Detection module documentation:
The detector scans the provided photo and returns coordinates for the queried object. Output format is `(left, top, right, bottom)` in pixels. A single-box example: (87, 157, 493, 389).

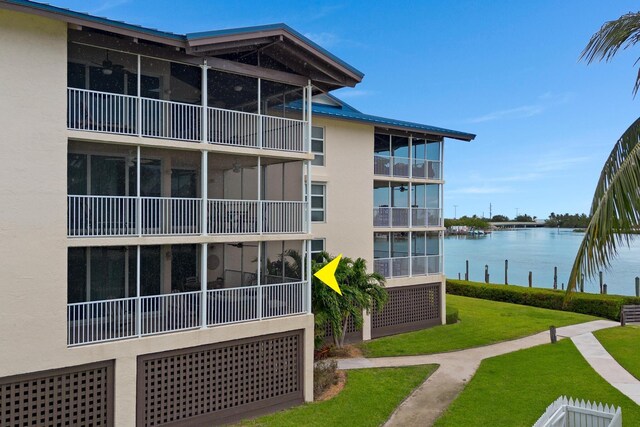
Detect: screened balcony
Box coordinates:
(67, 43, 310, 152)
(67, 142, 308, 238)
(373, 133, 442, 179)
(373, 231, 442, 279)
(67, 241, 308, 346)
(373, 182, 442, 228)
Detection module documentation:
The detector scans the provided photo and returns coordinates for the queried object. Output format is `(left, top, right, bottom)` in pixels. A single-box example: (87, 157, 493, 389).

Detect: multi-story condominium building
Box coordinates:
(0, 1, 473, 426)
(303, 95, 474, 342)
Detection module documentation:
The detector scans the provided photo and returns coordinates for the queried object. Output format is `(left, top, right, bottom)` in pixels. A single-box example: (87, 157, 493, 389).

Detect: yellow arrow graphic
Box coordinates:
(314, 253, 343, 295)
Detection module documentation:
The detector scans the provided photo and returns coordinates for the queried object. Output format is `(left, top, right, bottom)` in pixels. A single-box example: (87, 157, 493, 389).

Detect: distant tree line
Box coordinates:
(545, 212, 590, 228)
(444, 215, 490, 229)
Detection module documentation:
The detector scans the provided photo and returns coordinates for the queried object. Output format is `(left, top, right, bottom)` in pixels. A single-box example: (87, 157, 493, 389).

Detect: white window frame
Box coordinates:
(311, 126, 325, 166)
(308, 182, 326, 222)
(310, 238, 325, 261)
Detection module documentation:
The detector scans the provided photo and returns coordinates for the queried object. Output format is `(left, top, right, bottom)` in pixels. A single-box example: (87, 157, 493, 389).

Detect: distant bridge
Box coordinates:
(490, 222, 545, 229)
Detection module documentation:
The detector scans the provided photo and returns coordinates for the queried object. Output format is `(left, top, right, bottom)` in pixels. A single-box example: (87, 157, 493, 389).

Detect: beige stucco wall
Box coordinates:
(0, 9, 314, 426)
(309, 117, 374, 266)
(311, 116, 447, 329)
(0, 7, 69, 374)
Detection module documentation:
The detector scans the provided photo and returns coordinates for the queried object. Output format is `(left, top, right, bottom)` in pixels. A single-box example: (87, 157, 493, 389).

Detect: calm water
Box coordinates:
(444, 228, 640, 296)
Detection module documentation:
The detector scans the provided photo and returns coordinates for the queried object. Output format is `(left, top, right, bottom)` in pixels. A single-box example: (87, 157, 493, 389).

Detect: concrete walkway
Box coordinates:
(572, 332, 640, 405)
(337, 320, 619, 426)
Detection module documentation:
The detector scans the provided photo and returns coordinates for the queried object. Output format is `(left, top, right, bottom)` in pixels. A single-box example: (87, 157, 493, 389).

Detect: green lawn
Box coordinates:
(594, 326, 640, 380)
(238, 365, 436, 427)
(360, 295, 597, 357)
(434, 340, 640, 426)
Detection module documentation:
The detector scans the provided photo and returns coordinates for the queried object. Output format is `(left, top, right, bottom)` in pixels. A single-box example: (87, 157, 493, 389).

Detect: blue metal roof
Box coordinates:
(187, 23, 364, 79)
(290, 98, 475, 141)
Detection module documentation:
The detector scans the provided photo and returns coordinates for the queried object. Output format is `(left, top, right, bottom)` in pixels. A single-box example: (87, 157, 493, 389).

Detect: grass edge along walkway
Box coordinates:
(360, 294, 597, 358)
(433, 339, 640, 426)
(593, 326, 640, 381)
(237, 365, 437, 427)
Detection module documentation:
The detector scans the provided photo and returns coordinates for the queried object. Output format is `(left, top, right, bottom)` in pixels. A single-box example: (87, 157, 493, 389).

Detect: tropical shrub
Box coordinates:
(312, 252, 387, 348)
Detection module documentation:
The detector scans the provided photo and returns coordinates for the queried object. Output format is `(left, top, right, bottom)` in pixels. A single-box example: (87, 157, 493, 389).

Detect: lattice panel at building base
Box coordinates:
(137, 330, 304, 426)
(372, 283, 441, 338)
(0, 361, 114, 427)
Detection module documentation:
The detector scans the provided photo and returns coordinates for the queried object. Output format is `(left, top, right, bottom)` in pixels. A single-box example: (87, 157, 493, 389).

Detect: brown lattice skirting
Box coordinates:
(0, 361, 114, 427)
(137, 330, 304, 426)
(371, 283, 441, 338)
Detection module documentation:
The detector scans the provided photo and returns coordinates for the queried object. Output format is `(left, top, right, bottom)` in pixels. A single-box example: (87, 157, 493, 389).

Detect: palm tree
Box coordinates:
(312, 252, 387, 348)
(567, 13, 640, 293)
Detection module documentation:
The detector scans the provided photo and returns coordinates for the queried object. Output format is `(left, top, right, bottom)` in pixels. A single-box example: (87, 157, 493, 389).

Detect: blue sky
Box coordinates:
(55, 0, 640, 219)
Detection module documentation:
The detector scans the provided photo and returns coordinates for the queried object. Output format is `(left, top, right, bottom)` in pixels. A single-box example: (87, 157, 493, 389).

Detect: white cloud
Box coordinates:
(304, 32, 340, 48)
(469, 105, 544, 123)
(91, 0, 130, 13)
(468, 91, 573, 124)
(535, 155, 590, 172)
(448, 186, 512, 195)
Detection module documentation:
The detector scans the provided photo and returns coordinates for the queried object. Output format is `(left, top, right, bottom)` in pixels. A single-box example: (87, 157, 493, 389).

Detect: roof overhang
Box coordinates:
(185, 25, 363, 90)
(0, 1, 364, 91)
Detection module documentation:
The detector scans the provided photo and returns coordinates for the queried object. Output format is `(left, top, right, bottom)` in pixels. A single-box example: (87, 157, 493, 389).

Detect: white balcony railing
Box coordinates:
(374, 154, 442, 179)
(208, 199, 258, 234)
(68, 195, 137, 237)
(207, 286, 259, 325)
(262, 281, 306, 318)
(208, 107, 259, 147)
(68, 88, 307, 153)
(412, 159, 442, 179)
(69, 196, 306, 237)
(68, 282, 307, 346)
(374, 207, 442, 228)
(374, 255, 442, 279)
(262, 115, 306, 152)
(68, 87, 138, 135)
(140, 98, 202, 142)
(140, 197, 202, 235)
(411, 208, 443, 227)
(262, 201, 306, 233)
(67, 297, 137, 346)
(140, 291, 202, 335)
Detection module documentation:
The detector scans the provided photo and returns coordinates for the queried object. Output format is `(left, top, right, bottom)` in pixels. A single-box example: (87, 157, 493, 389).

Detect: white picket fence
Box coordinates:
(533, 396, 621, 427)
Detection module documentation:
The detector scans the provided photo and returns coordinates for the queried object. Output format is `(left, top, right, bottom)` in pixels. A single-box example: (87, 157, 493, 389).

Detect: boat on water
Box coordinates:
(468, 229, 486, 236)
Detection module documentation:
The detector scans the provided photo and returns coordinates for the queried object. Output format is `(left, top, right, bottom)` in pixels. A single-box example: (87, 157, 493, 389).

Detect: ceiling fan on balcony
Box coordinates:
(227, 243, 258, 248)
(92, 51, 125, 75)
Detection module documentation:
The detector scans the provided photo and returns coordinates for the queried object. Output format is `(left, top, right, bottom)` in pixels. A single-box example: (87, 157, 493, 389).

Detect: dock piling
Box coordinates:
(465, 260, 469, 281)
(636, 277, 639, 297)
(528, 271, 532, 287)
(484, 265, 489, 283)
(553, 267, 557, 290)
(504, 260, 508, 285)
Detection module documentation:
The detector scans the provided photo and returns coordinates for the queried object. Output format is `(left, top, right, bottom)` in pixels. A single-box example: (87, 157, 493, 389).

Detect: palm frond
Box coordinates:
(580, 12, 640, 95)
(567, 117, 640, 295)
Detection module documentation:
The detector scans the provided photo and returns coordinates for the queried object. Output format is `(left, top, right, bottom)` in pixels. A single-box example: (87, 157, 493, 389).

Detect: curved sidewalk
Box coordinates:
(572, 332, 640, 404)
(337, 320, 619, 426)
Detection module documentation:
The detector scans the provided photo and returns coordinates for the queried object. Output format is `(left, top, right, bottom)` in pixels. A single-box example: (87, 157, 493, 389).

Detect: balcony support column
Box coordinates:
(306, 239, 312, 313)
(257, 78, 263, 149)
(201, 60, 208, 144)
(201, 150, 208, 236)
(257, 156, 262, 234)
(136, 145, 141, 237)
(200, 243, 208, 329)
(408, 136, 413, 179)
(136, 245, 141, 337)
(257, 241, 263, 320)
(136, 54, 141, 136)
(408, 231, 412, 278)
